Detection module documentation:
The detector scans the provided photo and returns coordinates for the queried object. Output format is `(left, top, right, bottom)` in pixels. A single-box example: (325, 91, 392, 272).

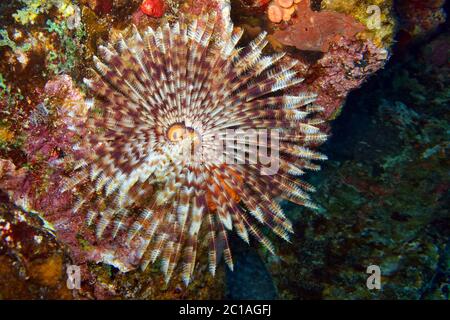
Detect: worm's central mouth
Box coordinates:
(167, 123, 200, 145)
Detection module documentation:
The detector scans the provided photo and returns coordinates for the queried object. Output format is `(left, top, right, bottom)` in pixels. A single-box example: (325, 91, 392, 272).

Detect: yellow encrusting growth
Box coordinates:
(0, 127, 14, 143)
(321, 0, 395, 48)
(13, 0, 75, 25)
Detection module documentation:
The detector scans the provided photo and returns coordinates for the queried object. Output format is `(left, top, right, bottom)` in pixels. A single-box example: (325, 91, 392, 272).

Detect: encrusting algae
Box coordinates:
(321, 0, 396, 47)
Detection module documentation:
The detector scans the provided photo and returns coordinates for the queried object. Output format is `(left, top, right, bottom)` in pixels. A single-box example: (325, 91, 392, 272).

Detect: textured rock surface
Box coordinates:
(273, 0, 366, 52)
(0, 192, 73, 299)
(265, 27, 449, 299)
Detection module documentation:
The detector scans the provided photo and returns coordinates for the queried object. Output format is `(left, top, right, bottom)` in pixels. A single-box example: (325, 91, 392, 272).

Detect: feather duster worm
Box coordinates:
(64, 13, 328, 285)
